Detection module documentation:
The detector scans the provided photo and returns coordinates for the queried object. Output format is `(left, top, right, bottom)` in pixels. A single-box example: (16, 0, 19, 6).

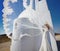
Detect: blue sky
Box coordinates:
(0, 0, 60, 34)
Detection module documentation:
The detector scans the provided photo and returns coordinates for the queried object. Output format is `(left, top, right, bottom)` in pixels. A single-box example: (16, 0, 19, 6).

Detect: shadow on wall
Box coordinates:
(57, 41, 60, 51)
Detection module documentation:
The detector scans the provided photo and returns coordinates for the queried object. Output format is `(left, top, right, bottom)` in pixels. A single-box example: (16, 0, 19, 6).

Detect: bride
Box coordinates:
(10, 0, 58, 51)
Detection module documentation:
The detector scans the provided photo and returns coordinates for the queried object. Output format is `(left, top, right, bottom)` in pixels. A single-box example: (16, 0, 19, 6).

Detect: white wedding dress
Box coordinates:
(10, 0, 58, 51)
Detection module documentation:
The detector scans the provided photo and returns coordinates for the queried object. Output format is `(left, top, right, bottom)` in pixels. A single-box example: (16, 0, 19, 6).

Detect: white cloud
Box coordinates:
(2, 0, 14, 15)
(10, 0, 18, 3)
(2, 0, 14, 34)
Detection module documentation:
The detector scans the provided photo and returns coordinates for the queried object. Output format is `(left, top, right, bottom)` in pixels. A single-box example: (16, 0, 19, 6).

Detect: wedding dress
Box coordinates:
(8, 0, 58, 51)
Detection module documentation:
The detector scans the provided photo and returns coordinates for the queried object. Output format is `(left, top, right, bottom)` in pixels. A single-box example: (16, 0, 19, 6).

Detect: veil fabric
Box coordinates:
(3, 0, 58, 51)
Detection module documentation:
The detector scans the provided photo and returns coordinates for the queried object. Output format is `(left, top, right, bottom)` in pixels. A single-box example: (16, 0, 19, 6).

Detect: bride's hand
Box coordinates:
(44, 24, 50, 30)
